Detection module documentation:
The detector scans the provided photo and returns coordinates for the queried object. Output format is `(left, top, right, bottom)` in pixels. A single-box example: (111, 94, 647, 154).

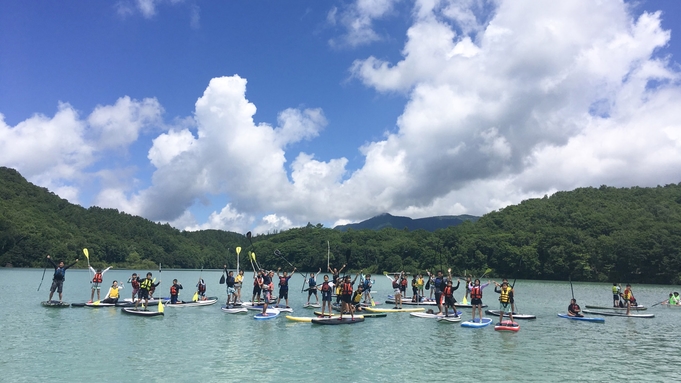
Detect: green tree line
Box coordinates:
(1, 167, 680, 284)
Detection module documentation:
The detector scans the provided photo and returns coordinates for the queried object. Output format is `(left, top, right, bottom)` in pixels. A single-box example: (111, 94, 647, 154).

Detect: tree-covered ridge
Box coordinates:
(1, 167, 680, 284)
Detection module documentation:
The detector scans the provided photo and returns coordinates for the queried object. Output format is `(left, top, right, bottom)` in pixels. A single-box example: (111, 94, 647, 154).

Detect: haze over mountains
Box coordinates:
(334, 213, 479, 232)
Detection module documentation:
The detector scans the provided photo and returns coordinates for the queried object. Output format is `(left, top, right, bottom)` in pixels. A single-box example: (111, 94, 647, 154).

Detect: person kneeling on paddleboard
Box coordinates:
(568, 298, 583, 317)
(352, 285, 365, 312)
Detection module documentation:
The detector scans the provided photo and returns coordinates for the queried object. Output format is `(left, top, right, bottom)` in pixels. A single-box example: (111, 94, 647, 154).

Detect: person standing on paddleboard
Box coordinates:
(260, 270, 275, 315)
(387, 271, 405, 309)
(361, 274, 373, 304)
(128, 273, 140, 302)
(416, 274, 425, 301)
(468, 278, 490, 322)
(306, 268, 321, 306)
(46, 255, 78, 303)
(411, 275, 419, 303)
(568, 298, 583, 317)
(169, 279, 183, 304)
(612, 283, 621, 308)
(339, 273, 360, 320)
(234, 270, 244, 303)
(88, 265, 112, 303)
(494, 280, 513, 324)
(276, 267, 295, 308)
(224, 268, 237, 306)
(318, 274, 334, 316)
(329, 264, 346, 305)
(443, 273, 461, 317)
(623, 284, 637, 315)
(102, 280, 120, 304)
(427, 270, 447, 315)
(134, 272, 160, 310)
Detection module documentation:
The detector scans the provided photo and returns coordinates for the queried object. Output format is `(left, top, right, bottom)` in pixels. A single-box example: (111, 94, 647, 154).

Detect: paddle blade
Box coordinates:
(462, 296, 468, 305)
(192, 292, 199, 302)
(219, 274, 225, 284)
(158, 299, 164, 313)
(251, 252, 256, 262)
(371, 298, 375, 307)
(236, 247, 241, 256)
(93, 300, 100, 306)
(83, 248, 89, 260)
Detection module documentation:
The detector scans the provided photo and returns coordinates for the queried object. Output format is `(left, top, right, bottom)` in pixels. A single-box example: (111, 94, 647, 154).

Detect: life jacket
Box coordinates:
(400, 278, 408, 288)
(612, 285, 618, 294)
(253, 277, 260, 287)
(499, 287, 512, 303)
(54, 268, 65, 280)
(110, 286, 119, 299)
(434, 277, 444, 290)
(342, 282, 353, 295)
(131, 279, 140, 289)
(470, 285, 482, 299)
(392, 280, 399, 289)
(93, 273, 103, 284)
(416, 277, 424, 288)
(624, 289, 635, 301)
(321, 281, 330, 292)
(569, 303, 580, 313)
(198, 282, 206, 293)
(170, 285, 178, 295)
(309, 277, 317, 287)
(279, 276, 288, 287)
(443, 286, 453, 297)
(363, 279, 371, 290)
(352, 291, 362, 303)
(140, 278, 153, 290)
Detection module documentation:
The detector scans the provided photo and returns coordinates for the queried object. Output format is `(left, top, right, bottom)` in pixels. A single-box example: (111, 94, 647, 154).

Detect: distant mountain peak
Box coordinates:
(333, 213, 478, 232)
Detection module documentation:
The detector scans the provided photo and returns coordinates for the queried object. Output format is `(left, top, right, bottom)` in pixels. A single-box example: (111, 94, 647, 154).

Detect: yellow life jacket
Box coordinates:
(499, 286, 512, 303)
(140, 278, 153, 290)
(110, 286, 119, 299)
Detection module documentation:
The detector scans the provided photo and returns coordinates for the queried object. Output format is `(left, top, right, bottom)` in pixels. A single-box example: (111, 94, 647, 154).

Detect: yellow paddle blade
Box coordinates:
(251, 252, 256, 261)
(236, 247, 241, 256)
(83, 248, 89, 260)
(192, 292, 199, 302)
(93, 300, 100, 305)
(371, 298, 375, 307)
(158, 299, 164, 313)
(462, 296, 468, 305)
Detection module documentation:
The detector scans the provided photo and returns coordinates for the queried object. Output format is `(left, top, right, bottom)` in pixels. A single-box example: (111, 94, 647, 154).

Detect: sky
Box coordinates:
(2, 0, 681, 235)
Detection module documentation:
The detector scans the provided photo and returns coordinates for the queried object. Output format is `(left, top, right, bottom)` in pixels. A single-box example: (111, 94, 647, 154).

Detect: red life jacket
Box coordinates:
(279, 276, 287, 286)
(342, 282, 353, 295)
(321, 282, 330, 292)
(93, 273, 102, 283)
(170, 285, 178, 295)
(400, 278, 408, 287)
(392, 280, 399, 289)
(444, 286, 453, 297)
(471, 286, 482, 299)
(131, 279, 140, 289)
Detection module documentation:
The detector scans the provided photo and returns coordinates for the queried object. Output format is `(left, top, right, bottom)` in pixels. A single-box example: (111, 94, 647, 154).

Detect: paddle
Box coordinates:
(327, 241, 330, 274)
(37, 258, 48, 291)
(236, 246, 241, 272)
(651, 300, 667, 307)
(158, 263, 164, 313)
(83, 248, 92, 281)
(569, 275, 575, 300)
(480, 268, 492, 279)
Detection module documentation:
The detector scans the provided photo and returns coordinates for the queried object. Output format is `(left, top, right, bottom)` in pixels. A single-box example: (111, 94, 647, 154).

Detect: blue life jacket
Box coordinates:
(54, 268, 65, 280)
(309, 277, 316, 287)
(363, 279, 371, 290)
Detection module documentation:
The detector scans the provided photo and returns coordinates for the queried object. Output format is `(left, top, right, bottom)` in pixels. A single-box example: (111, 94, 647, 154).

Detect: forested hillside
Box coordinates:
(1, 167, 680, 284)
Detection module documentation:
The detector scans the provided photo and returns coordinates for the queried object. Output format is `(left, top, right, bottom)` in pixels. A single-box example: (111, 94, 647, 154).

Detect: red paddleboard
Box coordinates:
(494, 320, 520, 332)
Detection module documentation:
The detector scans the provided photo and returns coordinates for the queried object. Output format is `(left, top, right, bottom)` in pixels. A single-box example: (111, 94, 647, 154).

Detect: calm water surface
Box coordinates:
(1, 268, 680, 382)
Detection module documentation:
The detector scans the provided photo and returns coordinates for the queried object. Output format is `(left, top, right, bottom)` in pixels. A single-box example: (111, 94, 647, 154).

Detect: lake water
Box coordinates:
(1, 268, 679, 382)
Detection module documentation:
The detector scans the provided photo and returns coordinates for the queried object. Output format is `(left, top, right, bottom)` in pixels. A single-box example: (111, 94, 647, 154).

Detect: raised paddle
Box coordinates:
(37, 257, 48, 291)
(236, 246, 241, 272)
(569, 275, 575, 300)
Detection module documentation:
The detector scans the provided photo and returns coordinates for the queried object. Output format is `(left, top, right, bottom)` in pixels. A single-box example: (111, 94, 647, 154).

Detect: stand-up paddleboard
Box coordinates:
(123, 297, 169, 304)
(660, 303, 681, 308)
(461, 318, 493, 328)
(115, 302, 135, 307)
(357, 312, 387, 318)
(582, 310, 654, 318)
(437, 316, 462, 323)
(121, 307, 163, 317)
(254, 309, 280, 320)
(272, 305, 294, 312)
(585, 304, 646, 311)
(557, 313, 605, 323)
(386, 299, 437, 306)
(70, 303, 86, 307)
(303, 303, 321, 308)
(313, 311, 338, 317)
(410, 311, 462, 319)
(221, 306, 248, 314)
(287, 315, 365, 322)
(311, 317, 365, 325)
(365, 307, 425, 313)
(72, 301, 118, 307)
(494, 320, 520, 332)
(165, 298, 218, 307)
(41, 301, 70, 308)
(485, 309, 536, 320)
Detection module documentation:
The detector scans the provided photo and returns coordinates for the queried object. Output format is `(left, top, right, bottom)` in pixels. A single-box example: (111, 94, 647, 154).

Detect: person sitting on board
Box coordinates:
(339, 272, 360, 320)
(612, 283, 621, 308)
(46, 255, 78, 303)
(276, 266, 295, 308)
(352, 284, 365, 312)
(251, 270, 263, 304)
(361, 274, 373, 304)
(134, 272, 160, 310)
(88, 265, 112, 303)
(468, 278, 491, 322)
(225, 270, 237, 306)
(307, 268, 322, 306)
(494, 280, 514, 324)
(101, 280, 120, 304)
(442, 272, 461, 317)
(234, 270, 244, 303)
(672, 292, 681, 305)
(318, 274, 334, 317)
(128, 273, 140, 302)
(568, 298, 583, 317)
(623, 284, 637, 315)
(196, 278, 207, 301)
(170, 279, 183, 304)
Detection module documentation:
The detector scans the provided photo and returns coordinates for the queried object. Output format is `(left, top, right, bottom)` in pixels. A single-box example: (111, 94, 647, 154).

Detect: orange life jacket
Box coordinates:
(93, 273, 102, 283)
(170, 285, 178, 295)
(342, 282, 353, 295)
(444, 286, 453, 297)
(471, 285, 482, 299)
